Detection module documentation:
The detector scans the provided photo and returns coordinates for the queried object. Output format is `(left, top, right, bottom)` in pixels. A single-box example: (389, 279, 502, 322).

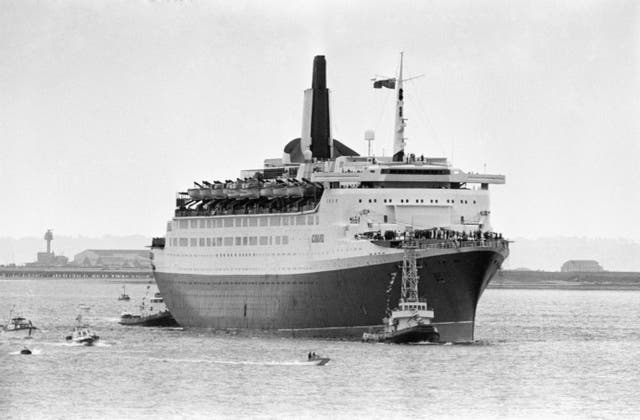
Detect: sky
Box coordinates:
(1, 0, 639, 241)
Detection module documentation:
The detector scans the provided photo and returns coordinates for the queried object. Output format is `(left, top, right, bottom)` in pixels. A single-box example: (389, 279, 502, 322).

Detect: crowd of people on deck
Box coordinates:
(355, 227, 504, 243)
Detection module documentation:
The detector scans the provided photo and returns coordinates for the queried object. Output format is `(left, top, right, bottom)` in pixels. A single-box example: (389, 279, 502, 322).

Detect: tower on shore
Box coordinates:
(44, 229, 53, 254)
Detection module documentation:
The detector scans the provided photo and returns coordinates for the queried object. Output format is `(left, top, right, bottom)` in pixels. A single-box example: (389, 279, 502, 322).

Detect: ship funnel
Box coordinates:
(283, 56, 359, 163)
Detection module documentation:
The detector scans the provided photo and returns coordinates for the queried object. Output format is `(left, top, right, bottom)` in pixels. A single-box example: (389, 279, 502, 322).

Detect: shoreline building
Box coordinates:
(561, 260, 604, 272)
(73, 250, 151, 269)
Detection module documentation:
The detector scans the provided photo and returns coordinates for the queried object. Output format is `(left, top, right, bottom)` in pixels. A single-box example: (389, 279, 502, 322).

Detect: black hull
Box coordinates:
(119, 311, 179, 327)
(154, 246, 507, 342)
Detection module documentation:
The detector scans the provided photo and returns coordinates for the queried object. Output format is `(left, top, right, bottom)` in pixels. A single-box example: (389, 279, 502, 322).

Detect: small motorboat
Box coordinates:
(118, 285, 130, 301)
(306, 352, 330, 366)
(65, 326, 99, 346)
(3, 307, 37, 332)
(66, 308, 99, 346)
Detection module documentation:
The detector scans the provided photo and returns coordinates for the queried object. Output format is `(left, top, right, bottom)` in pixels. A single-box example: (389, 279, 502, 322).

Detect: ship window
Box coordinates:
(270, 216, 281, 226)
(206, 238, 211, 246)
(179, 238, 188, 247)
(179, 220, 188, 229)
(249, 218, 257, 227)
(249, 236, 257, 246)
(307, 215, 314, 225)
(359, 199, 362, 203)
(216, 219, 223, 228)
(315, 215, 319, 224)
(200, 220, 205, 228)
(282, 236, 289, 245)
(243, 218, 249, 227)
(260, 218, 268, 227)
(384, 215, 388, 223)
(234, 217, 241, 227)
(224, 219, 233, 228)
(311, 234, 324, 243)
(199, 238, 205, 247)
(259, 236, 268, 245)
(242, 237, 248, 245)
(435, 200, 438, 203)
(296, 215, 306, 225)
(190, 238, 197, 247)
(416, 199, 419, 203)
(368, 199, 371, 203)
(206, 220, 212, 228)
(283, 217, 289, 226)
(235, 237, 242, 246)
(473, 200, 476, 204)
(430, 199, 433, 203)
(275, 236, 281, 245)
(190, 220, 198, 228)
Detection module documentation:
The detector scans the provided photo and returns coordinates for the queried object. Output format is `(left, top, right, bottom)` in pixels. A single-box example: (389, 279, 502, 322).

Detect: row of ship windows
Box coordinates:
(174, 215, 319, 230)
(360, 198, 477, 204)
(168, 234, 326, 248)
(170, 236, 289, 247)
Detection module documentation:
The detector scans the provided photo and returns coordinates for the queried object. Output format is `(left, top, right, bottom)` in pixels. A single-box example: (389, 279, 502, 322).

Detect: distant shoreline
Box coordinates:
(490, 270, 640, 291)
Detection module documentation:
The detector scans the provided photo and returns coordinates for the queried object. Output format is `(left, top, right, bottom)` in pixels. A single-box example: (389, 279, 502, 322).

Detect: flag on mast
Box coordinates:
(373, 78, 396, 89)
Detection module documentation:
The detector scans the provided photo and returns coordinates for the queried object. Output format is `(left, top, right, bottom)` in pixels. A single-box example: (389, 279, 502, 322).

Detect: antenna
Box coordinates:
(364, 130, 375, 157)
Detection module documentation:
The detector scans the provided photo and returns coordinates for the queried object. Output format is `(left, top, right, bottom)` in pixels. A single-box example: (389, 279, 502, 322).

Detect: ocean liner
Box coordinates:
(151, 54, 509, 343)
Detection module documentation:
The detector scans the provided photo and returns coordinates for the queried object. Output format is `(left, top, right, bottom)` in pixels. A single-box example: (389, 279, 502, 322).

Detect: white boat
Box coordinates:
(66, 308, 99, 346)
(3, 307, 36, 333)
(66, 326, 99, 346)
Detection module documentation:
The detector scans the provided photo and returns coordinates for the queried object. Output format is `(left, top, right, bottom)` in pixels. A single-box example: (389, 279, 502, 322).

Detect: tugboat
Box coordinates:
(119, 287, 179, 327)
(362, 228, 440, 344)
(2, 307, 37, 333)
(117, 285, 131, 301)
(65, 309, 99, 346)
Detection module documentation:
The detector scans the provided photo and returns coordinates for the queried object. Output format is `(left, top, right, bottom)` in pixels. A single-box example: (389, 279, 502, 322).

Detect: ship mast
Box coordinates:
(393, 52, 406, 162)
(400, 228, 419, 303)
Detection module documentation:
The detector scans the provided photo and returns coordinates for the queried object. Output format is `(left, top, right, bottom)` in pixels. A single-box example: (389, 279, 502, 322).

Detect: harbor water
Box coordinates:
(1, 278, 639, 419)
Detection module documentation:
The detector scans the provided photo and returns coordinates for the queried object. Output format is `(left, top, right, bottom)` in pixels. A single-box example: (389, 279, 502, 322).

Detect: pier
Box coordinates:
(0, 266, 152, 279)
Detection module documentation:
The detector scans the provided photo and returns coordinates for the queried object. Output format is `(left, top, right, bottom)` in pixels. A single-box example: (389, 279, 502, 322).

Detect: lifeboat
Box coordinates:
(239, 179, 261, 199)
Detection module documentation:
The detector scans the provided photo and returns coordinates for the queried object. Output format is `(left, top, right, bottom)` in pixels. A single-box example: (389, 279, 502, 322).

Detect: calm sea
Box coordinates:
(1, 278, 639, 419)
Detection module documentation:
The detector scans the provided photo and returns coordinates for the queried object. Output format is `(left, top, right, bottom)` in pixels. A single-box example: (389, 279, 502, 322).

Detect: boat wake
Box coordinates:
(148, 356, 325, 366)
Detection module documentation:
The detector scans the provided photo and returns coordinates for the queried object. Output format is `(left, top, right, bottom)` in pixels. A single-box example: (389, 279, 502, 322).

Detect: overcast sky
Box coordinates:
(1, 0, 638, 241)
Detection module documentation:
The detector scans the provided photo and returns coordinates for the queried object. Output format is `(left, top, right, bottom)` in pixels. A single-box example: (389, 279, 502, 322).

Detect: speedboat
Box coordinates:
(66, 326, 99, 346)
(305, 353, 330, 366)
(66, 308, 99, 346)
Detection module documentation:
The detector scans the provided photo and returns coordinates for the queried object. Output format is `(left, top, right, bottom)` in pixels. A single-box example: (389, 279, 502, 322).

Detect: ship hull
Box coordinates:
(154, 246, 506, 343)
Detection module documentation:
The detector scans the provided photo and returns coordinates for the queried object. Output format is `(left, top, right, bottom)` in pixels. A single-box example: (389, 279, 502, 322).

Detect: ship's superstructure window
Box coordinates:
(249, 218, 258, 227)
(259, 236, 269, 245)
(179, 220, 188, 229)
(270, 216, 281, 226)
(224, 219, 233, 228)
(283, 217, 289, 226)
(190, 238, 197, 247)
(179, 238, 188, 247)
(216, 238, 223, 246)
(199, 238, 205, 247)
(249, 237, 257, 246)
(260, 218, 268, 227)
(190, 220, 197, 228)
(380, 168, 450, 175)
(200, 220, 205, 228)
(224, 237, 233, 246)
(311, 234, 325, 243)
(296, 215, 306, 225)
